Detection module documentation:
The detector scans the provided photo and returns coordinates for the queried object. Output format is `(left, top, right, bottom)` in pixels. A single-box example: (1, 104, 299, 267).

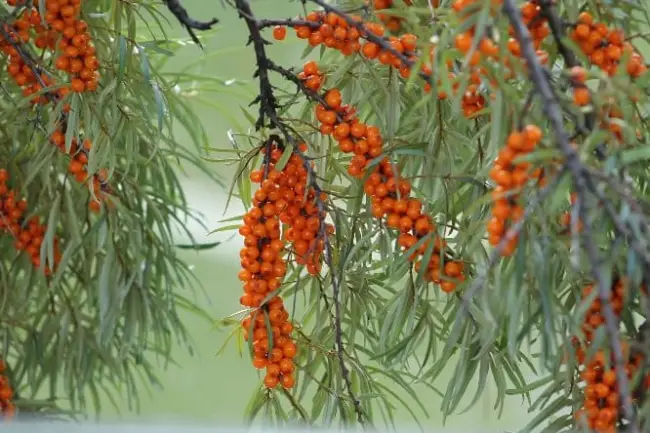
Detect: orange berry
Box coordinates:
(570, 66, 587, 83)
(264, 374, 279, 388)
(455, 32, 472, 53)
(273, 26, 287, 40)
(280, 373, 295, 389)
(574, 87, 591, 106)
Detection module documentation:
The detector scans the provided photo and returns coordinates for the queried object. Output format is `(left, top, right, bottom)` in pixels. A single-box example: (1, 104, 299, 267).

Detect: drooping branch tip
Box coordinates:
(163, 0, 218, 48)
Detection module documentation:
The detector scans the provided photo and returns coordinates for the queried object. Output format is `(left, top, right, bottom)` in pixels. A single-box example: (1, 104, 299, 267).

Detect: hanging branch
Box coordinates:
(452, 168, 568, 342)
(502, 0, 640, 431)
(163, 0, 218, 48)
(232, 0, 367, 425)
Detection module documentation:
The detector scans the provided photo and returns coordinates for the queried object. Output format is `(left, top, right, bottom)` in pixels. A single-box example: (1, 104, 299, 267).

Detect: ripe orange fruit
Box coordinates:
(273, 26, 287, 40)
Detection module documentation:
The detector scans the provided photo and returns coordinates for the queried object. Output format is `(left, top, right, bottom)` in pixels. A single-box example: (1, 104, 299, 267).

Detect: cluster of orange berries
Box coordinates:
(46, 0, 100, 93)
(50, 130, 110, 213)
(280, 12, 449, 99)
(0, 24, 57, 106)
(241, 298, 298, 390)
(487, 126, 543, 256)
(0, 169, 61, 274)
(239, 136, 335, 388)
(573, 280, 635, 433)
(271, 155, 332, 274)
(293, 11, 366, 56)
(302, 61, 465, 292)
(238, 163, 288, 310)
(238, 147, 297, 389)
(570, 12, 646, 79)
(2, 1, 108, 212)
(2, 0, 100, 97)
(0, 359, 14, 421)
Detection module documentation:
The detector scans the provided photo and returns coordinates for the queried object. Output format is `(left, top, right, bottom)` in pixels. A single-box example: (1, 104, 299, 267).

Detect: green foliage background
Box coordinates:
(86, 0, 543, 429)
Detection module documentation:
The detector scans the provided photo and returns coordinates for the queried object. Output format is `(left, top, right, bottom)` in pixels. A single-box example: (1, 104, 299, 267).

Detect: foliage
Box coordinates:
(2, 0, 650, 432)
(0, 0, 223, 420)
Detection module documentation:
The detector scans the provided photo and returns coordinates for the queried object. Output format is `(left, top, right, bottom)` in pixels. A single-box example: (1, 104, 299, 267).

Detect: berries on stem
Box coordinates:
(239, 136, 333, 389)
(302, 61, 465, 293)
(487, 126, 543, 256)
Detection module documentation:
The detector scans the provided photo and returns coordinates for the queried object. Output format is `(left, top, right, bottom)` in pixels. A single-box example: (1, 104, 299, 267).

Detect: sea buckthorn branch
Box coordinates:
(266, 25, 467, 289)
(540, 1, 650, 252)
(233, 0, 366, 423)
(537, 4, 650, 267)
(502, 0, 640, 430)
(0, 22, 57, 104)
(162, 0, 218, 48)
(534, 1, 650, 262)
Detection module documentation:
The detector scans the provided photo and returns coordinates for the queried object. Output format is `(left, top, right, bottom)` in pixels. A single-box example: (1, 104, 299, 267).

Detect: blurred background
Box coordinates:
(99, 0, 538, 430)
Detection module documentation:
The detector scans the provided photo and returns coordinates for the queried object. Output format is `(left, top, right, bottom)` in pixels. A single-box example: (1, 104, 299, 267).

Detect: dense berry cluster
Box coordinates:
(285, 12, 449, 98)
(0, 23, 57, 106)
(570, 12, 647, 78)
(301, 61, 465, 292)
(2, 0, 100, 97)
(241, 298, 297, 390)
(573, 280, 631, 433)
(46, 0, 100, 93)
(0, 359, 14, 420)
(0, 169, 62, 274)
(1, 0, 109, 213)
(239, 137, 334, 388)
(487, 126, 543, 256)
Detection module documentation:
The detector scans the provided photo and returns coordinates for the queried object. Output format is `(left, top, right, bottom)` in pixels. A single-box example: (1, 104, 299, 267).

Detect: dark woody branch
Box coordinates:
(163, 0, 218, 48)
